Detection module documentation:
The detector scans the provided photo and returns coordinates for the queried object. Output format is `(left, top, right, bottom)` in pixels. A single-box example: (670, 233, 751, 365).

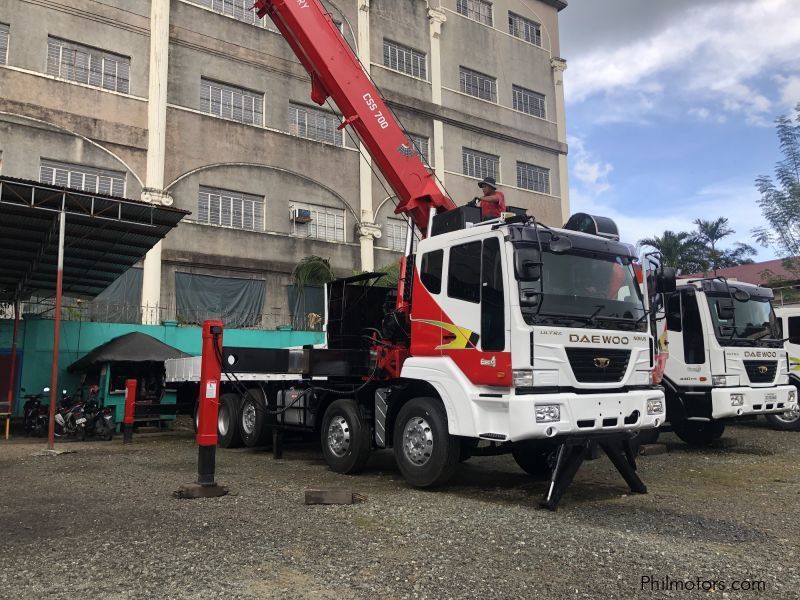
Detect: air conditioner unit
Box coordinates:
(291, 208, 312, 223)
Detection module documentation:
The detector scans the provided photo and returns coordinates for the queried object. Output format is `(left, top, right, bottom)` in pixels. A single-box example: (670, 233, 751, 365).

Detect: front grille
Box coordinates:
(565, 348, 631, 383)
(744, 360, 777, 384)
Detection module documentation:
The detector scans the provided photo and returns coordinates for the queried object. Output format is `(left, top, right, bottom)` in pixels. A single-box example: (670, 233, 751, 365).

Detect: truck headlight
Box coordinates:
(535, 405, 560, 423)
(646, 398, 664, 415)
(789, 389, 797, 403)
(730, 393, 744, 407)
(513, 369, 534, 387)
(712, 375, 728, 387)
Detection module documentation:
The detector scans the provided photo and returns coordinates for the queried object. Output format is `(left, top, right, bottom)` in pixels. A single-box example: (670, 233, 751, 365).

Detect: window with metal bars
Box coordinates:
(512, 85, 546, 119)
(192, 0, 267, 27)
(516, 161, 550, 194)
(291, 203, 346, 243)
(197, 186, 265, 232)
(288, 103, 344, 147)
(508, 12, 542, 46)
(459, 67, 497, 102)
(0, 24, 8, 66)
(462, 148, 499, 180)
(456, 0, 493, 26)
(200, 78, 263, 125)
(39, 159, 126, 197)
(46, 37, 130, 94)
(383, 39, 427, 80)
(385, 218, 407, 252)
(407, 133, 430, 164)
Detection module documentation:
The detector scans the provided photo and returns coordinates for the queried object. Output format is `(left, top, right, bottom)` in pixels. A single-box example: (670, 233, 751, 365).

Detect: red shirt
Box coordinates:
(481, 190, 506, 219)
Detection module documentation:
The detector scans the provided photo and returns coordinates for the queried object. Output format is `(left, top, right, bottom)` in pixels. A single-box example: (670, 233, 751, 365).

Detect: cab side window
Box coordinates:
(448, 242, 481, 303)
(666, 292, 682, 332)
(420, 250, 444, 294)
(682, 291, 705, 364)
(788, 316, 800, 344)
(481, 238, 505, 351)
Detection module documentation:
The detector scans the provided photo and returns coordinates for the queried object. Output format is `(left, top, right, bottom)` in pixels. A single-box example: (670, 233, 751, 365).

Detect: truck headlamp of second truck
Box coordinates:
(712, 375, 728, 387)
(535, 405, 560, 423)
(646, 397, 664, 415)
(789, 389, 797, 403)
(730, 393, 745, 407)
(513, 369, 534, 387)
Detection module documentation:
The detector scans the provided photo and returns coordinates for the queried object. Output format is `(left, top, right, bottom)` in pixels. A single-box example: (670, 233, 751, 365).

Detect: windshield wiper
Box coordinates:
(583, 304, 605, 326)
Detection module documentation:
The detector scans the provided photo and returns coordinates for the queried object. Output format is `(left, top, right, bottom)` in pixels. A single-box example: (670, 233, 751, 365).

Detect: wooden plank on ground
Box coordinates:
(304, 488, 354, 505)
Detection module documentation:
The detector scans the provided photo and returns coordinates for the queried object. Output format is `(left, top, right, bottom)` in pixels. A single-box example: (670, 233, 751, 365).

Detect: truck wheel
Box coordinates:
(765, 406, 800, 431)
(321, 399, 371, 474)
(511, 441, 557, 480)
(217, 393, 243, 448)
(240, 388, 272, 447)
(393, 397, 459, 488)
(673, 420, 725, 446)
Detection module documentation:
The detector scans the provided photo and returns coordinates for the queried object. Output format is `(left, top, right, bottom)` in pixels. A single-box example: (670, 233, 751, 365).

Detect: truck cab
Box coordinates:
(659, 279, 798, 444)
(770, 306, 800, 430)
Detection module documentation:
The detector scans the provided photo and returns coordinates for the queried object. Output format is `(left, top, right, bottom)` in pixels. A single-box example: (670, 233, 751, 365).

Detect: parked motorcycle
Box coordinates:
(79, 394, 115, 441)
(22, 387, 50, 437)
(54, 390, 82, 438)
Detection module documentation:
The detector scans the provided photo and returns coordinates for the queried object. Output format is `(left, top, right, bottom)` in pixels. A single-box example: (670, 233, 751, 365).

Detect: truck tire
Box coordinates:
(765, 407, 800, 431)
(673, 420, 725, 446)
(217, 393, 243, 448)
(393, 397, 459, 488)
(511, 441, 557, 480)
(240, 387, 273, 447)
(320, 399, 371, 474)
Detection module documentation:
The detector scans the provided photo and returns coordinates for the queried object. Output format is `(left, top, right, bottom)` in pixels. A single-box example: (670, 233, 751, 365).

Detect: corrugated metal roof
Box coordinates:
(0, 176, 189, 302)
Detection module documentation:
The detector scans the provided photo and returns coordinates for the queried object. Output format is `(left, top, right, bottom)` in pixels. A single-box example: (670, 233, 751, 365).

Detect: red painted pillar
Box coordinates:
(123, 379, 137, 444)
(197, 320, 223, 486)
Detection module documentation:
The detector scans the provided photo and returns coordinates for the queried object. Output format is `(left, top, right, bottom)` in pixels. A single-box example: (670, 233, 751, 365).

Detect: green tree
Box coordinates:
(638, 230, 708, 274)
(753, 103, 800, 276)
(693, 217, 756, 274)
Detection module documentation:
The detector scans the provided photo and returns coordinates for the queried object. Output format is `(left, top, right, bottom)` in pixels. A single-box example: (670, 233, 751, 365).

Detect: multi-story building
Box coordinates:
(0, 0, 568, 327)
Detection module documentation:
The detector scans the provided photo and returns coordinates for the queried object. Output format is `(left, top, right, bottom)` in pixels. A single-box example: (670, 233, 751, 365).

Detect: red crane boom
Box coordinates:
(254, 0, 456, 235)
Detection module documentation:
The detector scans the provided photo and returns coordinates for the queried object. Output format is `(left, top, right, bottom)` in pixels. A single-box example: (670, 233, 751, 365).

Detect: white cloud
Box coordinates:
(776, 75, 800, 111)
(564, 0, 800, 125)
(568, 136, 613, 195)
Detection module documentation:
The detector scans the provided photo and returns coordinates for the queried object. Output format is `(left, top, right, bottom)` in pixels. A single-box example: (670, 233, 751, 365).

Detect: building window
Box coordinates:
(508, 12, 542, 47)
(0, 24, 8, 66)
(459, 67, 497, 102)
(46, 37, 130, 94)
(516, 161, 550, 194)
(291, 203, 346, 243)
(288, 103, 345, 147)
(462, 148, 499, 181)
(39, 159, 126, 196)
(385, 218, 407, 252)
(192, 0, 267, 27)
(512, 85, 546, 119)
(200, 78, 263, 126)
(383, 39, 427, 80)
(197, 186, 264, 231)
(456, 0, 493, 27)
(407, 133, 430, 163)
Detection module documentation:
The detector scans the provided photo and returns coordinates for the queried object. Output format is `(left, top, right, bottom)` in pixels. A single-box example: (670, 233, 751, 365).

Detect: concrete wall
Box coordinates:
(0, 315, 324, 417)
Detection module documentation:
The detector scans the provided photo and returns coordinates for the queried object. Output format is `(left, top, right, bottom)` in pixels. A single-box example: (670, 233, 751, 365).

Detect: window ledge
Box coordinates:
(0, 65, 147, 101)
(442, 7, 552, 55)
(444, 170, 560, 200)
(443, 87, 558, 125)
(371, 63, 431, 85)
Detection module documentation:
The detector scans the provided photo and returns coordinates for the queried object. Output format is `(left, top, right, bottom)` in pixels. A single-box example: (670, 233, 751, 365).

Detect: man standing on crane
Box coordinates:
(475, 176, 506, 220)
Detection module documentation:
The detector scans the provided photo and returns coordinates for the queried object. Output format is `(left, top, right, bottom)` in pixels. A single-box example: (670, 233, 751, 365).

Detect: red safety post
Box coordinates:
(197, 320, 223, 486)
(123, 379, 136, 444)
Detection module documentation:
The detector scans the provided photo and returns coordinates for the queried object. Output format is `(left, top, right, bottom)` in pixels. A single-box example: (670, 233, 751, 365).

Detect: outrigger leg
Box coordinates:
(539, 434, 648, 511)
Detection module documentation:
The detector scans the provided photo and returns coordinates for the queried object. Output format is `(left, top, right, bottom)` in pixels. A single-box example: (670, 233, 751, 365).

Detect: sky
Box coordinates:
(559, 0, 800, 260)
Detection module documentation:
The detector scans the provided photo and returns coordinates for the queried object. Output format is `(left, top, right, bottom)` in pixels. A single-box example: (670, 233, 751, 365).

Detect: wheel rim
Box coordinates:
(774, 405, 800, 423)
(327, 416, 351, 457)
(402, 416, 434, 466)
(218, 404, 229, 436)
(242, 402, 257, 434)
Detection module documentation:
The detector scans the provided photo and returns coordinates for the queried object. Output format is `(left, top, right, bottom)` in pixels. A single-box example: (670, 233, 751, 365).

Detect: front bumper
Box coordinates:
(711, 385, 797, 419)
(506, 388, 666, 442)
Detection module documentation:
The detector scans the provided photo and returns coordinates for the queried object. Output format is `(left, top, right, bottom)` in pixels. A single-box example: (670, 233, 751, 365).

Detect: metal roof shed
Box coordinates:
(0, 176, 189, 446)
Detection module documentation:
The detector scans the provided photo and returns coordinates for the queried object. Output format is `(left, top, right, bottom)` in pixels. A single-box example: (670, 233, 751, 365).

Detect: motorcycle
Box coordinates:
(22, 387, 50, 437)
(79, 394, 115, 441)
(54, 389, 83, 438)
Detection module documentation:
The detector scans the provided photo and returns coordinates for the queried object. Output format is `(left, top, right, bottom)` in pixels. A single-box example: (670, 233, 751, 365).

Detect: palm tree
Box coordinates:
(638, 230, 707, 274)
(693, 217, 733, 274)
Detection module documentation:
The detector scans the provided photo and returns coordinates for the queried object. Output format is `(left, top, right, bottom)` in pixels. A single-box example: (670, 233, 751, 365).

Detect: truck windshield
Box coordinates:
(515, 245, 646, 331)
(707, 294, 780, 345)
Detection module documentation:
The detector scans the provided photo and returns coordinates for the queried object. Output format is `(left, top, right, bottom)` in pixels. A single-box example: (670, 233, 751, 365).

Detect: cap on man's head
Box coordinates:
(478, 176, 497, 190)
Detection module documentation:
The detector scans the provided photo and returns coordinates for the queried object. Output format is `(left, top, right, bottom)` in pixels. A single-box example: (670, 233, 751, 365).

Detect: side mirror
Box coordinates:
(656, 267, 677, 293)
(718, 298, 735, 320)
(549, 235, 573, 254)
(514, 249, 542, 282)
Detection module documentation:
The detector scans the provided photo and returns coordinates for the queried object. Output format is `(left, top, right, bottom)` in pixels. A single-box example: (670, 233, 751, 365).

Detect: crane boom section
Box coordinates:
(254, 0, 455, 234)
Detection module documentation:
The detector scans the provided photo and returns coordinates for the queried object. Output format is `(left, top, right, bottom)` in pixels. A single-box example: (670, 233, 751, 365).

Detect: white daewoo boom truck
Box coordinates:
(655, 278, 798, 445)
(769, 306, 800, 430)
(166, 0, 671, 510)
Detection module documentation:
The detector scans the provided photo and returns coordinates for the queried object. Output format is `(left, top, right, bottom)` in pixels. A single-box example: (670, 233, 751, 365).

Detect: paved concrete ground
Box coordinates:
(0, 423, 798, 599)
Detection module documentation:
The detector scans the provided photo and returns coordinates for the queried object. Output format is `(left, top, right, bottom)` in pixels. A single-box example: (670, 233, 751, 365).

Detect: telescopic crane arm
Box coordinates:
(254, 0, 456, 235)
